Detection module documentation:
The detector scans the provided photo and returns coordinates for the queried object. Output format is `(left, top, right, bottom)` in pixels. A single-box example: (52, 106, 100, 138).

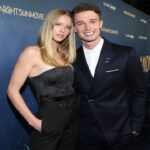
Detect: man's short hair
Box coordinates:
(71, 3, 101, 20)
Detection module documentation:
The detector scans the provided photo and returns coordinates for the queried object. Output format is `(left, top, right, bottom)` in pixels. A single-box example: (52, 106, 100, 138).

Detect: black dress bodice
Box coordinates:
(30, 66, 74, 101)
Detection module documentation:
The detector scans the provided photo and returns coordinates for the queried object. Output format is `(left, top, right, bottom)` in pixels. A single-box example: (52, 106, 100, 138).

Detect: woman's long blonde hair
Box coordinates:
(38, 8, 76, 66)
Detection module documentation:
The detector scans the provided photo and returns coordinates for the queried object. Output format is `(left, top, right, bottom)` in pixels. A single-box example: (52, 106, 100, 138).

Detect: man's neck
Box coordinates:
(82, 36, 101, 50)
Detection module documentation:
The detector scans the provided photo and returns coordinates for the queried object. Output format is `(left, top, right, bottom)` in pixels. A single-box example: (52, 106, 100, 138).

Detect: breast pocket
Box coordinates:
(104, 68, 124, 83)
(105, 68, 119, 73)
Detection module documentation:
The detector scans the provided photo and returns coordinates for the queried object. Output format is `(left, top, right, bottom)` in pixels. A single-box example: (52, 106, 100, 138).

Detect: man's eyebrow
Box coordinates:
(75, 18, 98, 23)
(75, 20, 84, 24)
(90, 18, 99, 21)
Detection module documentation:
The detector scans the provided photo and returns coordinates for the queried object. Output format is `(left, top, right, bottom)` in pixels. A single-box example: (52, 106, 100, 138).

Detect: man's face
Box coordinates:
(73, 10, 103, 44)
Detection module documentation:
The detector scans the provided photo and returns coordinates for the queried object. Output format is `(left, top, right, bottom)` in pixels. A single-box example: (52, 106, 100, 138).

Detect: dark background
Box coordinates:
(123, 0, 150, 15)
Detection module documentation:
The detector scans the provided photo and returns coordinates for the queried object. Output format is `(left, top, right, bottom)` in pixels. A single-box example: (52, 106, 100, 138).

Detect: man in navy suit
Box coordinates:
(71, 3, 146, 150)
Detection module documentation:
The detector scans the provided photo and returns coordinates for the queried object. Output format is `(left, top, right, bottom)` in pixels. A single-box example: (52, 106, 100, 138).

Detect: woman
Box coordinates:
(7, 8, 78, 150)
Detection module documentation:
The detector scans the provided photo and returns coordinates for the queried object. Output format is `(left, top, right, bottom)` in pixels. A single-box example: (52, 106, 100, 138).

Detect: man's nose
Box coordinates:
(85, 23, 91, 30)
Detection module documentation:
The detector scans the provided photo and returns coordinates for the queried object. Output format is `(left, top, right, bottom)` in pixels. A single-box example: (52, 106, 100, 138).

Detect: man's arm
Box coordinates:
(126, 48, 146, 134)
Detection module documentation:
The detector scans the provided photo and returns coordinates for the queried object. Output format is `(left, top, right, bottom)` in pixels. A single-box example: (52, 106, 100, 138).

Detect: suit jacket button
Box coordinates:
(88, 99, 94, 102)
(59, 103, 63, 107)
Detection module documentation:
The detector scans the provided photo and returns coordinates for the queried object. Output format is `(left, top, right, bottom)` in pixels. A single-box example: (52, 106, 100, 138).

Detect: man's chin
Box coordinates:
(81, 35, 100, 43)
(82, 38, 96, 42)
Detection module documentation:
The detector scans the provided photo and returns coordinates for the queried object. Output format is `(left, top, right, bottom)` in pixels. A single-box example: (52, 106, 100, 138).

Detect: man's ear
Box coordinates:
(100, 20, 103, 29)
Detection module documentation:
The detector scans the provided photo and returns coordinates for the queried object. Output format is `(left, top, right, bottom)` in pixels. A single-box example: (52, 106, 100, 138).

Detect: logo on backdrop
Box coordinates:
(140, 18, 147, 24)
(101, 27, 119, 35)
(103, 2, 116, 11)
(138, 35, 148, 40)
(125, 34, 134, 39)
(0, 5, 45, 20)
(123, 10, 136, 18)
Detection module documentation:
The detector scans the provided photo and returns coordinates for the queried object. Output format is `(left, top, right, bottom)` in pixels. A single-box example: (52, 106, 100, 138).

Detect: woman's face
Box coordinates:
(52, 15, 72, 43)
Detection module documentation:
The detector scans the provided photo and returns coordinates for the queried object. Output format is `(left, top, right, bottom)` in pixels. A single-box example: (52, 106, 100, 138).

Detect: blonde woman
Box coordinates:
(7, 8, 78, 150)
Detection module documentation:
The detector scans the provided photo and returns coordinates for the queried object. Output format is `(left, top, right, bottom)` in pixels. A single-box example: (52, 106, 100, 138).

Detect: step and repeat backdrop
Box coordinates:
(0, 0, 149, 149)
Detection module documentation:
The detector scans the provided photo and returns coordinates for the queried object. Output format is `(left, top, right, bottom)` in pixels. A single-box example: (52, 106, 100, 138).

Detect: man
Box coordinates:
(72, 3, 146, 150)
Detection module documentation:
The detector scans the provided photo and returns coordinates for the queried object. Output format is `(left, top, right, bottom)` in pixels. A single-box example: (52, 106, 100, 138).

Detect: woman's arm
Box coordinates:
(7, 47, 42, 132)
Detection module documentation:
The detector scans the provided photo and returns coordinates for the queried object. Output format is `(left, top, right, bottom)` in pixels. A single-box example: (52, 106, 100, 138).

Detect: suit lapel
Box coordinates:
(76, 40, 115, 95)
(77, 46, 93, 80)
(91, 40, 115, 92)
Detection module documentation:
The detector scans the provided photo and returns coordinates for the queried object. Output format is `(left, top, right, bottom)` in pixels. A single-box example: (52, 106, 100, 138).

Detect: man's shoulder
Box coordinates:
(76, 46, 83, 56)
(105, 39, 134, 54)
(76, 45, 83, 51)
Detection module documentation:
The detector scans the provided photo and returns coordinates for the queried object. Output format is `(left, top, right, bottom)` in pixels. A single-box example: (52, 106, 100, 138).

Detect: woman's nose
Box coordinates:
(60, 27, 65, 33)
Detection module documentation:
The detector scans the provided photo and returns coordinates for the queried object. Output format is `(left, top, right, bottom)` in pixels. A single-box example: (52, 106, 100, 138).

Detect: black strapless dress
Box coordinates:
(29, 66, 78, 150)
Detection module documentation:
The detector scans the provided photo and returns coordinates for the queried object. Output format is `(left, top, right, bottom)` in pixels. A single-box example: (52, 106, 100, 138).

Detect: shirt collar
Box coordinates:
(83, 37, 104, 56)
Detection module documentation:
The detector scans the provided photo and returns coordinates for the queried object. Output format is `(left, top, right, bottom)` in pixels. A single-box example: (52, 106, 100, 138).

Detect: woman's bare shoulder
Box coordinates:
(23, 45, 40, 56)
(21, 45, 41, 59)
(18, 45, 41, 65)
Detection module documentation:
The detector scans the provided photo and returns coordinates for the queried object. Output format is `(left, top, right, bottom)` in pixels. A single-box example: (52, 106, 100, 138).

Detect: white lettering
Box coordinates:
(138, 36, 148, 40)
(125, 34, 134, 39)
(103, 2, 116, 11)
(140, 18, 147, 24)
(124, 10, 136, 18)
(0, 5, 45, 20)
(101, 27, 119, 35)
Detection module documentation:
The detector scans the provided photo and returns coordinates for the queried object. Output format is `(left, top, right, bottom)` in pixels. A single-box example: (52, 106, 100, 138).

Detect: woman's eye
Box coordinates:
(55, 23, 61, 26)
(66, 26, 71, 30)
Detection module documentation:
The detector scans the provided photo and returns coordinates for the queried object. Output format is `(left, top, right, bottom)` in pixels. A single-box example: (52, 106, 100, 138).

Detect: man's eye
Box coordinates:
(77, 22, 83, 26)
(91, 20, 96, 23)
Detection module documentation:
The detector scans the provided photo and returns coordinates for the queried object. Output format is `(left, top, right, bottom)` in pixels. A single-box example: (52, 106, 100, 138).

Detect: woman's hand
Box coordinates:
(31, 117, 42, 133)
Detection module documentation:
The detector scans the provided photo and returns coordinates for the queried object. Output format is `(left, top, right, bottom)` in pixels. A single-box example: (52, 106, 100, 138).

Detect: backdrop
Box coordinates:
(0, 0, 150, 149)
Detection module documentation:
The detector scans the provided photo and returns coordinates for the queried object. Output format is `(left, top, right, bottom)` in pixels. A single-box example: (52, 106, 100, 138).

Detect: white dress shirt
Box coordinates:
(83, 38, 104, 77)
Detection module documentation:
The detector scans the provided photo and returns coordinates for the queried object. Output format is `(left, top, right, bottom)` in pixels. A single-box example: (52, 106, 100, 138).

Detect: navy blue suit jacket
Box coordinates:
(74, 39, 146, 144)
